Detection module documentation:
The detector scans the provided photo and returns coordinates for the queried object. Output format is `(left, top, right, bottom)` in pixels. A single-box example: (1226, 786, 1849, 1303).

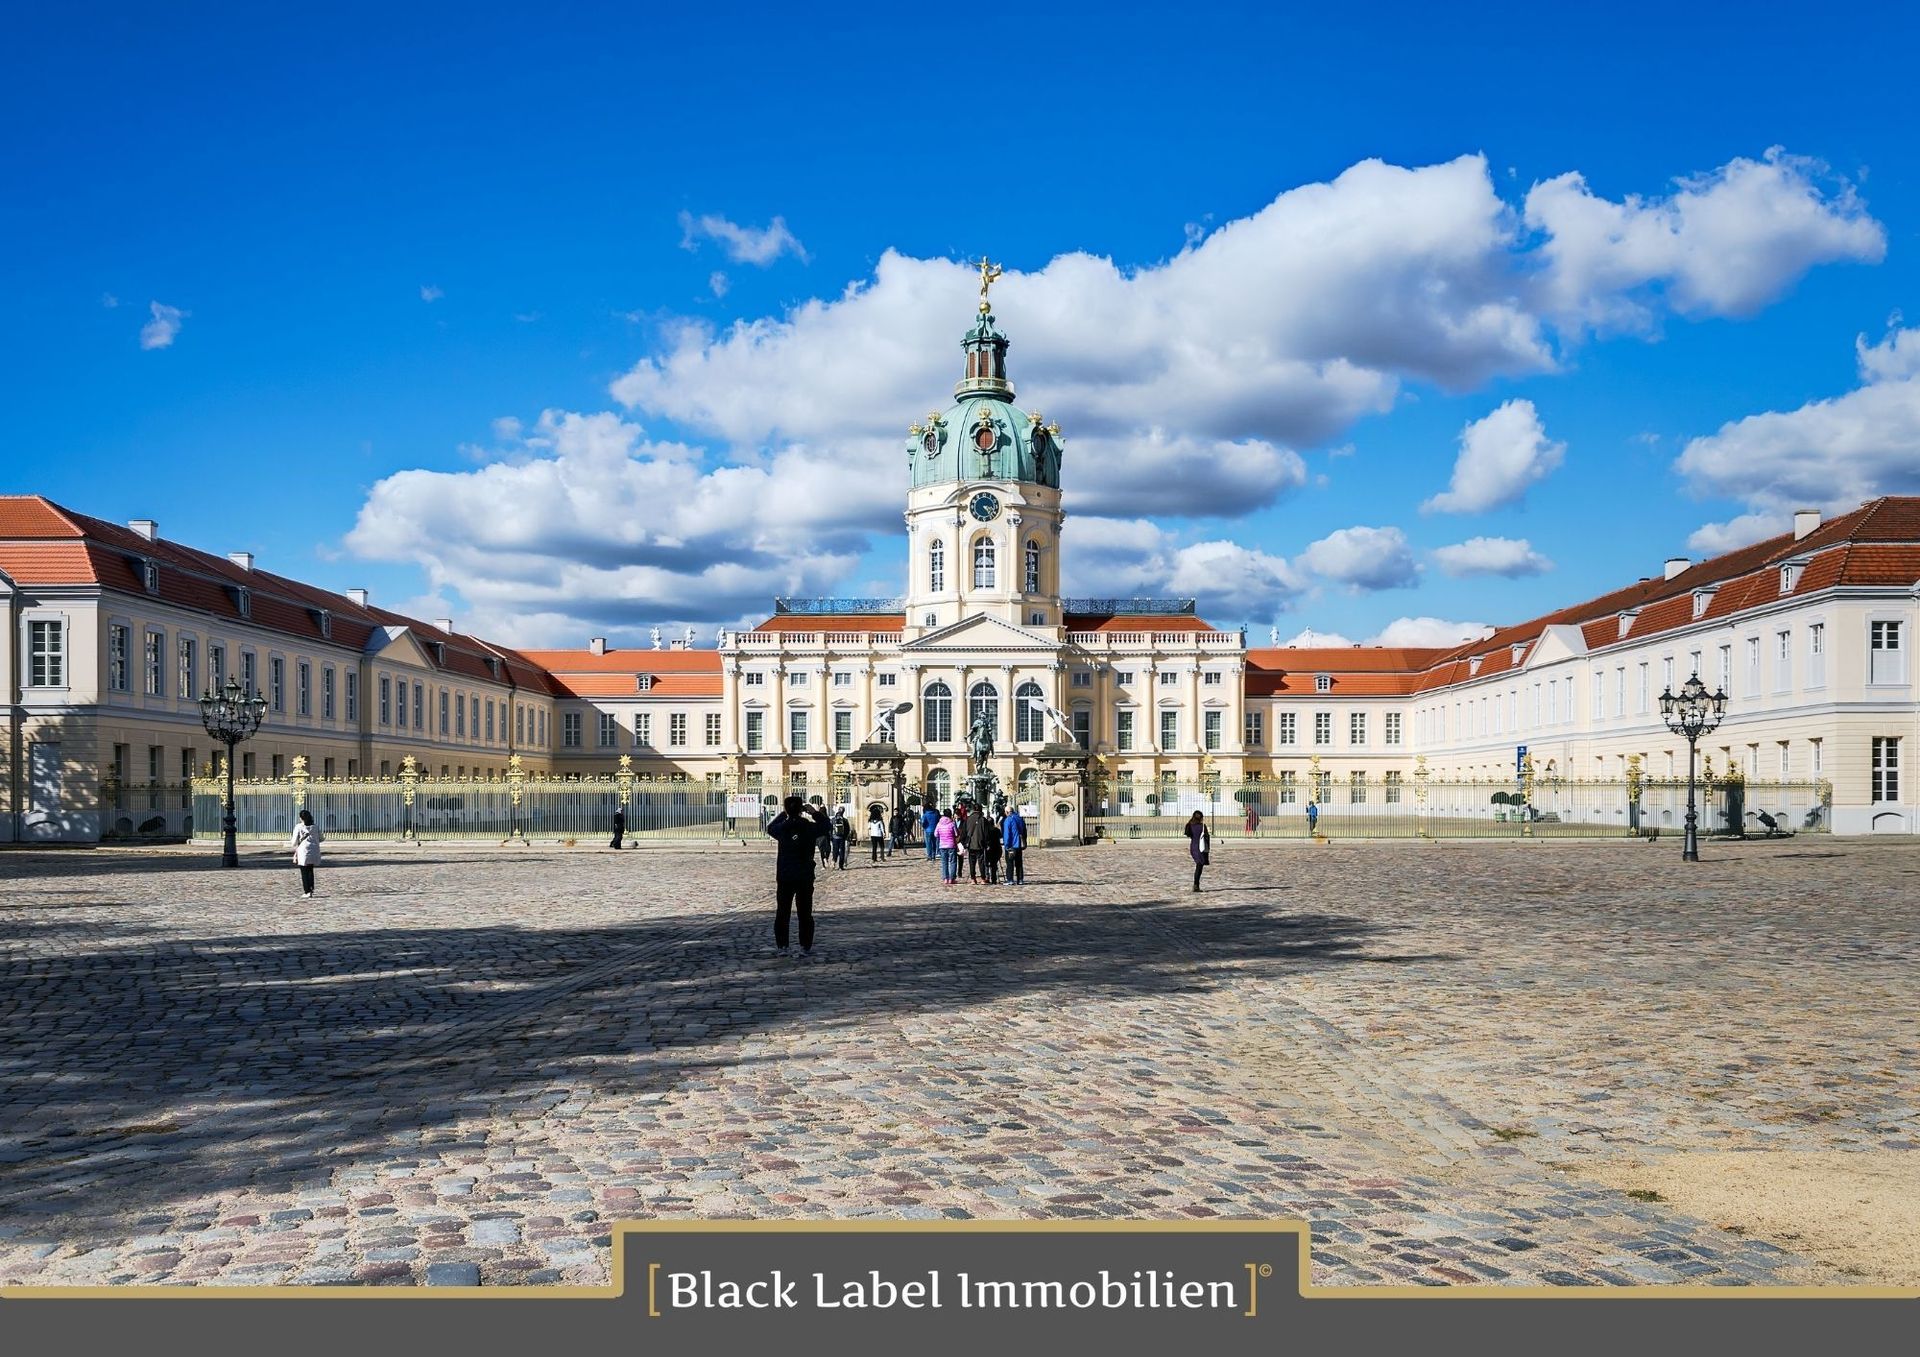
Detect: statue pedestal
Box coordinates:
(847, 741, 907, 821)
(1030, 743, 1090, 846)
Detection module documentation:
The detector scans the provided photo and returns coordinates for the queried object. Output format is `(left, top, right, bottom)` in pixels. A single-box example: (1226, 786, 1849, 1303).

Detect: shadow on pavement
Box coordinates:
(0, 887, 1432, 1233)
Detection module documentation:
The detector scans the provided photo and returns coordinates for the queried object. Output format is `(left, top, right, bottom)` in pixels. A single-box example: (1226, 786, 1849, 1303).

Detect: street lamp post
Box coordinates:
(198, 676, 269, 868)
(1658, 671, 1729, 862)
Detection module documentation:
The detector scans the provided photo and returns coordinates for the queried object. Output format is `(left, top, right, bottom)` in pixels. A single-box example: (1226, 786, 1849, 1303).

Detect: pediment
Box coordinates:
(1525, 624, 1589, 667)
(901, 613, 1061, 654)
(364, 625, 438, 668)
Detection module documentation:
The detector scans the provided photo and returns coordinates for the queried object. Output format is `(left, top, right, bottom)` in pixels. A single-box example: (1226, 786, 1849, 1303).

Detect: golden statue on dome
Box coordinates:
(976, 256, 1003, 311)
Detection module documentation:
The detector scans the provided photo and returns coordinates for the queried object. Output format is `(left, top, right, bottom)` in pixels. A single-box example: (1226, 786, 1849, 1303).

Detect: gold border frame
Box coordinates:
(3, 1219, 1915, 1301)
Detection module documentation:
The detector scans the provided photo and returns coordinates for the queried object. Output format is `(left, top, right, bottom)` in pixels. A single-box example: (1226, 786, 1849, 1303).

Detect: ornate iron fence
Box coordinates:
(1086, 776, 1831, 841)
(190, 755, 762, 844)
(99, 779, 197, 839)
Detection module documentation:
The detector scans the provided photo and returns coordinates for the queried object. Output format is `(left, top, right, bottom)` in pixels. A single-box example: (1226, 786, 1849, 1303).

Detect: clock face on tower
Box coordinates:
(969, 491, 1002, 522)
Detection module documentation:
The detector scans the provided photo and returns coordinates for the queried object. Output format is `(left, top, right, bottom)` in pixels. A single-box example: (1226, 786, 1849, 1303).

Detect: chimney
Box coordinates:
(347, 588, 369, 608)
(228, 551, 253, 571)
(435, 618, 454, 634)
(1664, 557, 1689, 580)
(589, 637, 608, 655)
(128, 519, 158, 541)
(1793, 509, 1821, 540)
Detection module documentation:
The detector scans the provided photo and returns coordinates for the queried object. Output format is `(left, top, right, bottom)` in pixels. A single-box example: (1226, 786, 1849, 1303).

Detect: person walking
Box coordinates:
(1001, 803, 1027, 885)
(830, 807, 851, 870)
(1184, 809, 1210, 892)
(1243, 803, 1260, 837)
(816, 799, 834, 866)
(965, 805, 993, 884)
(921, 802, 939, 861)
(609, 806, 626, 850)
(1306, 799, 1320, 838)
(291, 808, 324, 899)
(935, 808, 960, 885)
(867, 805, 887, 864)
(766, 796, 829, 956)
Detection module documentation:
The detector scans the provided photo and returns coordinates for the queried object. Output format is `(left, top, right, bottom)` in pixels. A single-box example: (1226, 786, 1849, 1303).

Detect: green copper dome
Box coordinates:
(905, 303, 1065, 490)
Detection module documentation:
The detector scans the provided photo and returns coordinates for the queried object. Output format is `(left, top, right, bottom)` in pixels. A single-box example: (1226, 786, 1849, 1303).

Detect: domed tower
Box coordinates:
(901, 259, 1066, 637)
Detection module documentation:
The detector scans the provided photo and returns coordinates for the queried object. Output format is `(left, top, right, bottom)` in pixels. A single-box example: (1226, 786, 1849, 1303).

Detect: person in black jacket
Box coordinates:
(766, 796, 830, 955)
(609, 807, 626, 850)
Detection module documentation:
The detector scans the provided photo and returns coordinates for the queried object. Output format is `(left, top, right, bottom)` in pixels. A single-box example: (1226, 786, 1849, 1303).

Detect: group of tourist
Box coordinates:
(756, 794, 1028, 958)
(919, 799, 1027, 887)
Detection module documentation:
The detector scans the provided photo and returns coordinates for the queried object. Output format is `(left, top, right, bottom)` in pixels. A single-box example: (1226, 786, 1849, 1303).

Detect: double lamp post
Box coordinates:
(1657, 671, 1729, 862)
(198, 676, 269, 868)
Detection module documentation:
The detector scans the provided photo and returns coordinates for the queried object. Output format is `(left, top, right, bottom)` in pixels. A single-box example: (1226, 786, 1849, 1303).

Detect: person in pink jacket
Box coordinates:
(935, 810, 960, 885)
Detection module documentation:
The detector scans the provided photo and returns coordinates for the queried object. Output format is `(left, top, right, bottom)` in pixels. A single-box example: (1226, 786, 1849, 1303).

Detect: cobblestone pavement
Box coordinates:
(2, 836, 1915, 1288)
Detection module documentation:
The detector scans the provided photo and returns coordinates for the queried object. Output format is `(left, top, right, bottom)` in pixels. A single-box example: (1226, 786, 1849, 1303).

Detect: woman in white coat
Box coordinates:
(292, 809, 324, 898)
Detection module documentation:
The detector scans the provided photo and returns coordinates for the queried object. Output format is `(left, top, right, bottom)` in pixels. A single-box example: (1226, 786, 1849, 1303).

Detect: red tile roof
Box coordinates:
(1244, 648, 1446, 697)
(518, 648, 724, 673)
(548, 672, 724, 699)
(0, 495, 562, 692)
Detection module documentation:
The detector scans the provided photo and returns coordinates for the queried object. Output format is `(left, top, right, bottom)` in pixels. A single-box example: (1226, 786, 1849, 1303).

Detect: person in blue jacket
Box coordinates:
(921, 802, 939, 861)
(1001, 804, 1027, 886)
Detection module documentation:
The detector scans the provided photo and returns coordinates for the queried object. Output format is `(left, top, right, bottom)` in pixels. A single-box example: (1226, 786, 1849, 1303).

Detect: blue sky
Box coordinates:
(5, 1, 1918, 648)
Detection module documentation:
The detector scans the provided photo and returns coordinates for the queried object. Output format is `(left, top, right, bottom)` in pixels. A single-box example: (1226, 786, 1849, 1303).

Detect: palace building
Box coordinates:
(3, 278, 1916, 841)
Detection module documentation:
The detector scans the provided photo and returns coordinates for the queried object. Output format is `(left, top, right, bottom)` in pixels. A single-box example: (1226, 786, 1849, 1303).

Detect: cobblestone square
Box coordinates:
(2, 837, 1916, 1288)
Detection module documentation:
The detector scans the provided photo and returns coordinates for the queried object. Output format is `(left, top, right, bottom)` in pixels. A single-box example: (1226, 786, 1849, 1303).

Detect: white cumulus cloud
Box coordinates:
(420, 284, 443, 302)
(1432, 535, 1553, 576)
(1061, 516, 1305, 623)
(1369, 616, 1494, 648)
(345, 409, 894, 642)
(1423, 399, 1565, 513)
(343, 150, 1880, 641)
(139, 301, 186, 350)
(678, 211, 809, 266)
(1678, 325, 1920, 540)
(1525, 148, 1885, 330)
(1297, 525, 1419, 591)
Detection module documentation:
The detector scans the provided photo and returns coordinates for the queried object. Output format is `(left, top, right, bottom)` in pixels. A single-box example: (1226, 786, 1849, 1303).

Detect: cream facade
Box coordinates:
(1, 507, 561, 842)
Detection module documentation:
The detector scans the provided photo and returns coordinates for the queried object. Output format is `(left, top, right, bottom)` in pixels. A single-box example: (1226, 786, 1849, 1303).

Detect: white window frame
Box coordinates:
(1868, 619, 1906, 686)
(143, 629, 165, 697)
(1871, 736, 1900, 803)
(25, 615, 68, 688)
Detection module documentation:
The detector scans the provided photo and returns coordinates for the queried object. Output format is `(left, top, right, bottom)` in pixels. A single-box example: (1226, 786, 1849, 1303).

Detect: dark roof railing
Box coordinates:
(1062, 597, 1197, 615)
(771, 597, 906, 615)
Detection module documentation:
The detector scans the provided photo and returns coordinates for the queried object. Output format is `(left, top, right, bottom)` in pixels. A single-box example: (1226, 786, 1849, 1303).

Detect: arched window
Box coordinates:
(1024, 539, 1041, 593)
(922, 680, 953, 743)
(928, 769, 952, 808)
(928, 539, 945, 593)
(968, 681, 999, 741)
(972, 537, 996, 589)
(1015, 679, 1045, 742)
